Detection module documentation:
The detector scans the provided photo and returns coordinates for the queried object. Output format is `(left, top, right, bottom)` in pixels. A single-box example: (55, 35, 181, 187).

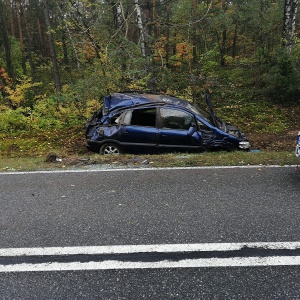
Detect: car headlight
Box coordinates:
(97, 129, 104, 136)
(239, 141, 251, 149)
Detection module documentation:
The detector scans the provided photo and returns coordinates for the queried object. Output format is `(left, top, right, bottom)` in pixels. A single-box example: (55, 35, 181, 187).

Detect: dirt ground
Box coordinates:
(247, 130, 298, 151)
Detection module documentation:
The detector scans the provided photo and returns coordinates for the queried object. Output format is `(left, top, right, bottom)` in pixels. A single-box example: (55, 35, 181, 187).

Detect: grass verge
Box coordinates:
(0, 151, 298, 172)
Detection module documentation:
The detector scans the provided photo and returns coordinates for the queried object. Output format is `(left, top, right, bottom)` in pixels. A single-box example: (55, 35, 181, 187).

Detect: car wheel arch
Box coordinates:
(100, 142, 123, 155)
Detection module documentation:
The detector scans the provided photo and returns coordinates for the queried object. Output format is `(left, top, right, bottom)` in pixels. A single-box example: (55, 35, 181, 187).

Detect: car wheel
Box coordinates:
(100, 143, 122, 155)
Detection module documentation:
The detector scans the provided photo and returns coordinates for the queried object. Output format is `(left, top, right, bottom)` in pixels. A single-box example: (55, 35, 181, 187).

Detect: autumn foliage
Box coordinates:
(0, 0, 300, 143)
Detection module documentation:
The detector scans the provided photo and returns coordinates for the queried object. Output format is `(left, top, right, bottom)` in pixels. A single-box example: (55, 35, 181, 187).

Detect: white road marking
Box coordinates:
(1, 242, 300, 272)
(2, 256, 300, 272)
(1, 242, 300, 256)
(0, 164, 297, 175)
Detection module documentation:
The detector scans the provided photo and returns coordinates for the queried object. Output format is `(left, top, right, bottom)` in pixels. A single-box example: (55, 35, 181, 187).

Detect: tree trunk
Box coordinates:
(116, 1, 123, 28)
(282, 0, 298, 52)
(42, 0, 61, 93)
(232, 25, 238, 58)
(165, 0, 170, 66)
(134, 0, 146, 57)
(220, 0, 227, 66)
(21, 0, 36, 79)
(37, 18, 44, 54)
(16, 0, 27, 75)
(220, 29, 226, 66)
(6, 0, 16, 37)
(56, 2, 81, 71)
(192, 0, 197, 64)
(0, 0, 14, 79)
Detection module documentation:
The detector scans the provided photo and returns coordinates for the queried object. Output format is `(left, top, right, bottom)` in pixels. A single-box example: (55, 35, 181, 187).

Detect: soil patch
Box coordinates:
(247, 130, 298, 151)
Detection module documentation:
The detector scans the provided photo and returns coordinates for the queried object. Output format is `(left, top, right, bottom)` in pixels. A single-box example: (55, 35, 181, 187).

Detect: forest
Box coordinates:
(0, 0, 300, 158)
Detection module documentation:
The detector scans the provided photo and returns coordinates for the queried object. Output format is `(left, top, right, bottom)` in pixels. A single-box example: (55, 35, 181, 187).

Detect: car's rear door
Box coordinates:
(157, 107, 203, 151)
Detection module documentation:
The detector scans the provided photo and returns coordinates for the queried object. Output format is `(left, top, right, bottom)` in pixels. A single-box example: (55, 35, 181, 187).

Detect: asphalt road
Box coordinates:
(0, 166, 300, 299)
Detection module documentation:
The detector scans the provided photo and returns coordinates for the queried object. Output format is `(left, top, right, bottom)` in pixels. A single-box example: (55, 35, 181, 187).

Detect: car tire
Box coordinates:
(100, 143, 122, 155)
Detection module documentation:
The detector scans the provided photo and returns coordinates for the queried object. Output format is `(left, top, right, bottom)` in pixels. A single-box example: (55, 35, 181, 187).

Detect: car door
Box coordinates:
(158, 107, 203, 151)
(117, 107, 159, 150)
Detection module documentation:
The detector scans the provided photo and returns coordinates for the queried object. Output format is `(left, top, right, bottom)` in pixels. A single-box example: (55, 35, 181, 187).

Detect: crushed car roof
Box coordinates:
(104, 92, 199, 113)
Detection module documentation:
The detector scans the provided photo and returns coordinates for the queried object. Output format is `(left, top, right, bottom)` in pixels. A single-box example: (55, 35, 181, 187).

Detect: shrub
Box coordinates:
(260, 49, 300, 102)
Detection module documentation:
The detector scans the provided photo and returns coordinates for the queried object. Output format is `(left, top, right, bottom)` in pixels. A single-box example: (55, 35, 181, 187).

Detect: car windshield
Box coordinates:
(186, 103, 214, 124)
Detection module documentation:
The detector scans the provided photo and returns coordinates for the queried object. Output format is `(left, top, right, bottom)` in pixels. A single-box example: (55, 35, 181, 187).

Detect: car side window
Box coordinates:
(123, 108, 156, 127)
(160, 108, 194, 130)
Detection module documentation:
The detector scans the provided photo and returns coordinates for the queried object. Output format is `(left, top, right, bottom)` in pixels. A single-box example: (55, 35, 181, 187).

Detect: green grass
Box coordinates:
(0, 151, 298, 172)
(0, 126, 86, 158)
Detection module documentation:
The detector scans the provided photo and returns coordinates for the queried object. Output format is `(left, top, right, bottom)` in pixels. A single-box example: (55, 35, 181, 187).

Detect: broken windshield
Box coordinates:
(186, 104, 214, 125)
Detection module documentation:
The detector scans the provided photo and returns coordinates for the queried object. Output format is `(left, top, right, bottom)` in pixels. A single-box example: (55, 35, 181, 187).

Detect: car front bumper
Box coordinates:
(239, 141, 251, 150)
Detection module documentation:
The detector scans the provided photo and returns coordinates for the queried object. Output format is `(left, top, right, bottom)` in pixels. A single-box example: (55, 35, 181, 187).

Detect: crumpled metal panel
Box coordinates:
(104, 92, 196, 113)
(92, 125, 119, 140)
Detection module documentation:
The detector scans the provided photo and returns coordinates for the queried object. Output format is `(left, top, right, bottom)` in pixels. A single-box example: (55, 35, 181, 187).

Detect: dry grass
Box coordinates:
(0, 150, 298, 173)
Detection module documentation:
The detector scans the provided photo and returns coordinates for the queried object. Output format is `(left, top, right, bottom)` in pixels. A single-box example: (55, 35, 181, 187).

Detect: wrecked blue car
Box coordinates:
(85, 91, 251, 155)
(296, 131, 300, 158)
